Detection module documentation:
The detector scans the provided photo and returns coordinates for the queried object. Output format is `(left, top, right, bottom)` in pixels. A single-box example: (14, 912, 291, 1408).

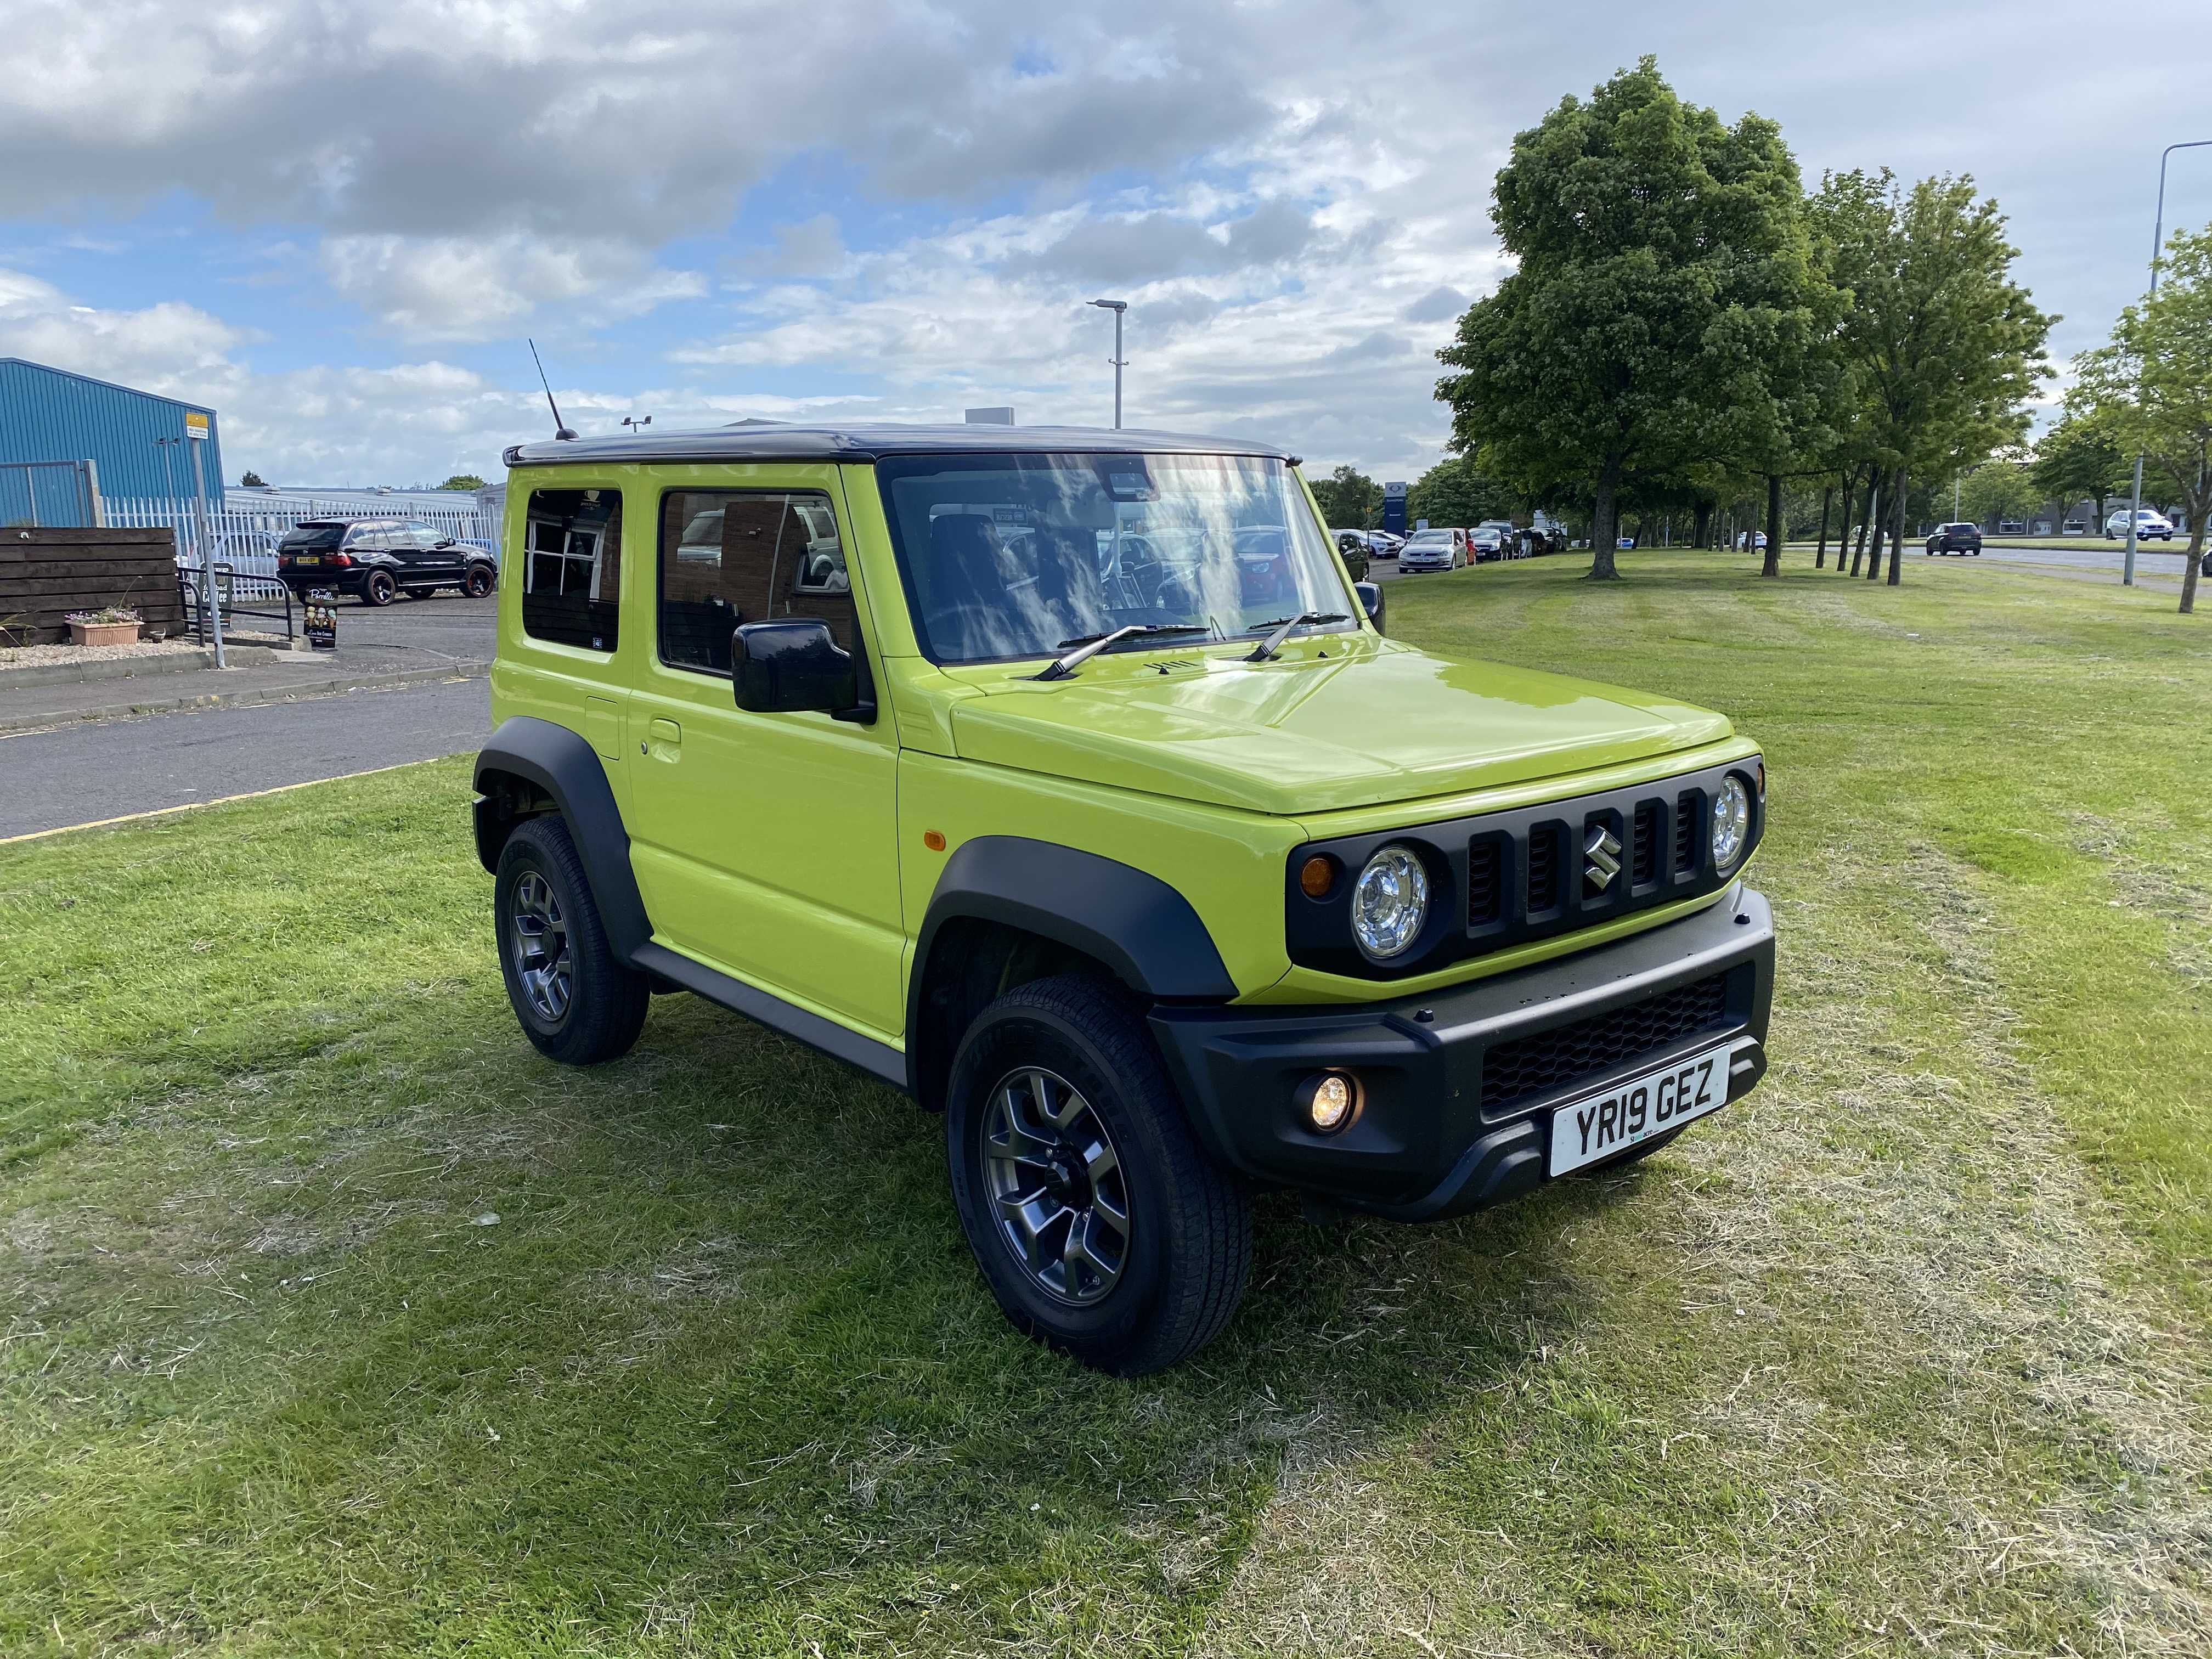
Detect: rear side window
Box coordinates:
(523, 488, 623, 652)
(657, 489, 854, 676)
(280, 524, 345, 550)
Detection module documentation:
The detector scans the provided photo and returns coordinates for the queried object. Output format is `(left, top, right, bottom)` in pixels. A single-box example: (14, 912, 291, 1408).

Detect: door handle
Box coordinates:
(646, 716, 681, 760)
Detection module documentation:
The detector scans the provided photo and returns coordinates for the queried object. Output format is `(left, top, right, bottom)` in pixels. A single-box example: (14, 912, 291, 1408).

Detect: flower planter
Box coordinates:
(69, 620, 143, 647)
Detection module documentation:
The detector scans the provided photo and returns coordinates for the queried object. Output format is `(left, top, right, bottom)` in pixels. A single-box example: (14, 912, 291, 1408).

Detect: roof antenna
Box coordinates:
(528, 338, 577, 441)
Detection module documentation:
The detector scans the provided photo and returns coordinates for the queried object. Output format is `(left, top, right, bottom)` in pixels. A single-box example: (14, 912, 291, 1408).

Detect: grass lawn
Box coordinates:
(4, 550, 2208, 1656)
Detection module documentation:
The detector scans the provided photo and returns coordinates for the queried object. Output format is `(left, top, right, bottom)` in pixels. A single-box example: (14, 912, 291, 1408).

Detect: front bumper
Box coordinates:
(1150, 885, 1774, 1221)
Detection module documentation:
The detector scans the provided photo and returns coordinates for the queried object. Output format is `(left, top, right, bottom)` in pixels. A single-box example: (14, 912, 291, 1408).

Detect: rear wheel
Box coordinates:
(945, 973, 1251, 1374)
(495, 816, 649, 1066)
(362, 569, 397, 606)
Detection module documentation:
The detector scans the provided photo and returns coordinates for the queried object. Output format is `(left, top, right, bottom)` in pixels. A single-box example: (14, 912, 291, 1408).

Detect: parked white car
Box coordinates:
(1398, 528, 1468, 571)
(2106, 508, 2175, 541)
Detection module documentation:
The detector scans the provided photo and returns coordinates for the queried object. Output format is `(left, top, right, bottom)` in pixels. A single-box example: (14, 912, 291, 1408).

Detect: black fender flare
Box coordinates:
(472, 715, 652, 960)
(907, 837, 1237, 1063)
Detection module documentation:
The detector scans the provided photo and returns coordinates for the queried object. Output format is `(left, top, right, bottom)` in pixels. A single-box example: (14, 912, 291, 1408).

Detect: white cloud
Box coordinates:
(4, 0, 2208, 482)
(0, 269, 249, 392)
(318, 233, 704, 341)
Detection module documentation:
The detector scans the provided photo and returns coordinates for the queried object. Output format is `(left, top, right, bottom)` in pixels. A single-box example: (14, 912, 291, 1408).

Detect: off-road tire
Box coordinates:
(945, 973, 1251, 1375)
(362, 570, 397, 606)
(494, 815, 649, 1066)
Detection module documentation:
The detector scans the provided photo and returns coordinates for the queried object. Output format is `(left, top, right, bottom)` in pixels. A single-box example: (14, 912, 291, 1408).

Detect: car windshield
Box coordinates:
(875, 452, 1352, 665)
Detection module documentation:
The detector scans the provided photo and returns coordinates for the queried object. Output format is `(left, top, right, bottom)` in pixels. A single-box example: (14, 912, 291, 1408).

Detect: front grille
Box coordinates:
(1282, 756, 1759, 980)
(1467, 834, 1504, 928)
(1632, 798, 1662, 885)
(1479, 972, 1732, 1115)
(1673, 789, 1700, 875)
(1526, 821, 1565, 915)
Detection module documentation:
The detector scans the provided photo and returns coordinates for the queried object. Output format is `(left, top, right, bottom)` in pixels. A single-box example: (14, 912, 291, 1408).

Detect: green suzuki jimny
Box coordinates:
(475, 424, 1771, 1374)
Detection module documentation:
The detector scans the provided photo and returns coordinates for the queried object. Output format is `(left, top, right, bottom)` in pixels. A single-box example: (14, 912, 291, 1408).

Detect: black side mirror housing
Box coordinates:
(1355, 580, 1385, 634)
(731, 620, 874, 721)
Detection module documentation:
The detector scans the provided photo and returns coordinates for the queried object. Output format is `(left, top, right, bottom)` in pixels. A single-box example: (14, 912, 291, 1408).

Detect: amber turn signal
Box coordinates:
(923, 830, 946, 851)
(1298, 855, 1335, 898)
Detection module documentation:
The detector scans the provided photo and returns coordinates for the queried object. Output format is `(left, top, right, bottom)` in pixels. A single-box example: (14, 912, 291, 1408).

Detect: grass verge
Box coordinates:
(3, 550, 2207, 1655)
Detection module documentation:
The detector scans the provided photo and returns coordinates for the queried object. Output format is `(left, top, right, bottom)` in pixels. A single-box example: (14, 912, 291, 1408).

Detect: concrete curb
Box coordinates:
(0, 660, 491, 736)
(0, 648, 218, 689)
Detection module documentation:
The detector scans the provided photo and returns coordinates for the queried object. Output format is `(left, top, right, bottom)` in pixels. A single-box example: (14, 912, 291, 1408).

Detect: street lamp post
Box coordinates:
(1088, 298, 1128, 429)
(2124, 138, 2212, 586)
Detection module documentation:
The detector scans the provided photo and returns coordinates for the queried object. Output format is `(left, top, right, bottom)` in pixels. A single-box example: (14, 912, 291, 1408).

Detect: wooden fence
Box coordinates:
(0, 527, 187, 646)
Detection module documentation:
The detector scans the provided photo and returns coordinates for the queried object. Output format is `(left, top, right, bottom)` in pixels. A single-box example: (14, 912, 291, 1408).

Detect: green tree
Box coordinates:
(2072, 222, 2212, 613)
(2029, 409, 2127, 534)
(438, 472, 489, 493)
(1307, 465, 1380, 529)
(239, 470, 266, 488)
(1957, 455, 2038, 528)
(1437, 58, 1831, 580)
(1403, 455, 1515, 529)
(1816, 170, 2054, 583)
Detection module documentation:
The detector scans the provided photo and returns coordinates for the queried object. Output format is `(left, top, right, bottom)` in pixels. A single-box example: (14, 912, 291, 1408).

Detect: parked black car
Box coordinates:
(1925, 522, 1983, 556)
(275, 519, 498, 606)
(1333, 530, 1372, 582)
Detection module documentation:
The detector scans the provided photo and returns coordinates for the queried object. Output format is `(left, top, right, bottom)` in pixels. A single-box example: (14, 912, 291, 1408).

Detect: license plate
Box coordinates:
(1548, 1039, 1739, 1175)
(294, 555, 320, 565)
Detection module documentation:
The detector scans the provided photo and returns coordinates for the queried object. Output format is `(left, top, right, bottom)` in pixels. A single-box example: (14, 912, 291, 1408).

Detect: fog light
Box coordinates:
(1297, 1073, 1357, 1133)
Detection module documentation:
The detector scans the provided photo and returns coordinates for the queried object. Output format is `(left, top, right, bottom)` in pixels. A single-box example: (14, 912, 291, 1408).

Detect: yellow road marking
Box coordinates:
(0, 760, 441, 846)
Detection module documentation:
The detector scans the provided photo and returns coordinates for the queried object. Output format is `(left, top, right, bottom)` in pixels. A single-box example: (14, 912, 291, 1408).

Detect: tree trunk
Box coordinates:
(1761, 473, 1782, 578)
(1864, 479, 1885, 580)
(1692, 500, 1713, 549)
(1836, 469, 1857, 573)
(1856, 471, 1878, 565)
(1814, 484, 1833, 568)
(1587, 460, 1623, 580)
(1887, 466, 1908, 585)
(2180, 475, 2206, 616)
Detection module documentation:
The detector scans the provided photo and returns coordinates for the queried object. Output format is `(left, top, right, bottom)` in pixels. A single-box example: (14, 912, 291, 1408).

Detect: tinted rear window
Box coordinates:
(280, 524, 346, 550)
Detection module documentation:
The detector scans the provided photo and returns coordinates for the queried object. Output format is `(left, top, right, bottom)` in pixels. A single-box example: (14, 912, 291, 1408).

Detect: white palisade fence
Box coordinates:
(104, 496, 500, 579)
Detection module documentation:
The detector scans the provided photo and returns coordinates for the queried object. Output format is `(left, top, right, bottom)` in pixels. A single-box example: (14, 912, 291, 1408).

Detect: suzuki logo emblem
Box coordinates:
(1584, 824, 1622, 893)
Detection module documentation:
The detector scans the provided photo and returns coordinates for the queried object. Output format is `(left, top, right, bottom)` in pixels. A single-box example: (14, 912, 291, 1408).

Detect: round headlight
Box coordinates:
(1711, 775, 1752, 872)
(1352, 845, 1430, 958)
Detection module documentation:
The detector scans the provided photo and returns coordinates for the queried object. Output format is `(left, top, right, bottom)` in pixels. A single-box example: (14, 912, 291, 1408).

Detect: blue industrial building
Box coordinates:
(0, 358, 225, 523)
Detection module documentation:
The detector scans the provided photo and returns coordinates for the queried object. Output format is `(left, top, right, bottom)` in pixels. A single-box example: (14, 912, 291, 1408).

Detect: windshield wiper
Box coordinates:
(1244, 612, 1349, 662)
(1034, 623, 1214, 682)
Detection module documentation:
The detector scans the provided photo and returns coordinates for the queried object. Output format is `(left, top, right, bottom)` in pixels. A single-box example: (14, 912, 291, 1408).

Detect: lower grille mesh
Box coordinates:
(1480, 973, 1731, 1114)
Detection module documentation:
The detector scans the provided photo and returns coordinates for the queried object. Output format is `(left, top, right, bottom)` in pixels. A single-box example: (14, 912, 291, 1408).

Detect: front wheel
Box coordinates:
(465, 565, 495, 597)
(494, 816, 650, 1066)
(945, 974, 1251, 1375)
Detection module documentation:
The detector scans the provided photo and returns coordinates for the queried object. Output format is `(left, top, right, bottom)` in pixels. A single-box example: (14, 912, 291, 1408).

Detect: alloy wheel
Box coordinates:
(981, 1066, 1132, 1306)
(507, 870, 572, 1022)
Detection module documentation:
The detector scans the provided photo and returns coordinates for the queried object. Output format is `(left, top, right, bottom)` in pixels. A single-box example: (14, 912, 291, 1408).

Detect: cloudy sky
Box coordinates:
(2, 0, 2207, 489)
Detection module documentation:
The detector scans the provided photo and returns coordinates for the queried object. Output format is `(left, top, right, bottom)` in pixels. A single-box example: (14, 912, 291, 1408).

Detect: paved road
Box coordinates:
(1970, 543, 2198, 584)
(0, 676, 491, 840)
(302, 590, 498, 659)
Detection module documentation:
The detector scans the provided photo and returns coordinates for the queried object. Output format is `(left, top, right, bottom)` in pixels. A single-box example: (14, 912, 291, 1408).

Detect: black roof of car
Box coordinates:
(505, 422, 1294, 469)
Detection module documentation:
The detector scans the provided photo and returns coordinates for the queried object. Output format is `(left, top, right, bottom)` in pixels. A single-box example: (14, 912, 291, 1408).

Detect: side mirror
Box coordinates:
(1355, 580, 1385, 635)
(731, 619, 873, 721)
